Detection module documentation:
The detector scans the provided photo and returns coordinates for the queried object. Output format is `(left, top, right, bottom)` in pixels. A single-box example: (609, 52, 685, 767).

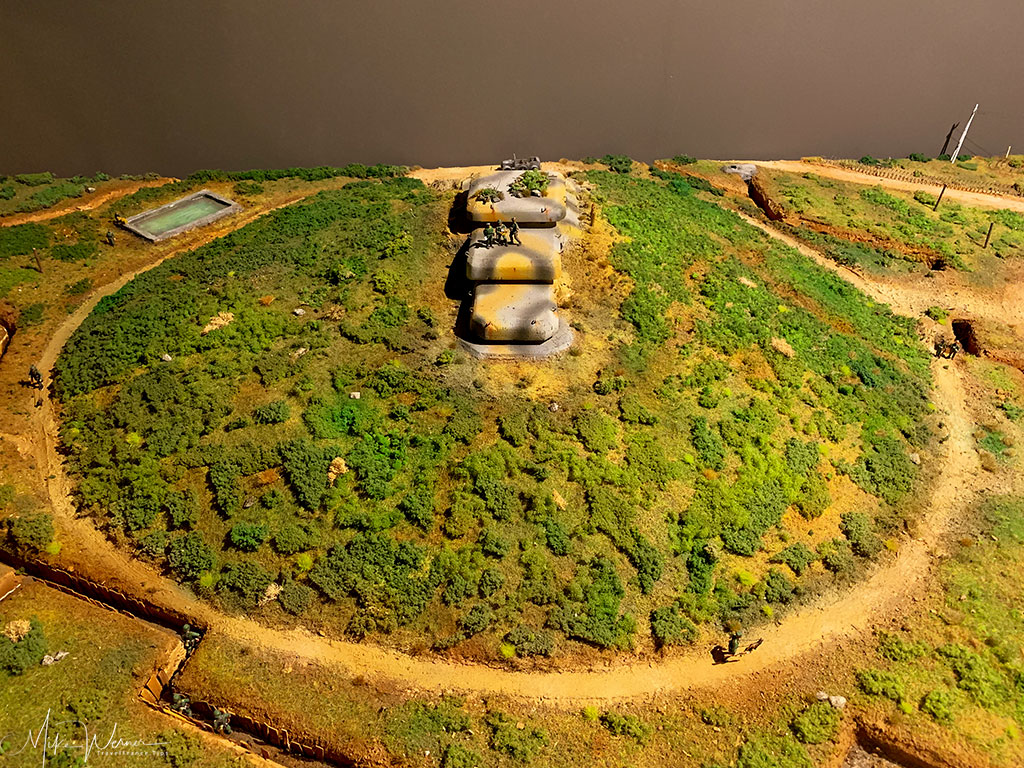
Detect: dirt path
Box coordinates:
(754, 159, 1024, 214)
(0, 178, 174, 227)
(11, 166, 1007, 709)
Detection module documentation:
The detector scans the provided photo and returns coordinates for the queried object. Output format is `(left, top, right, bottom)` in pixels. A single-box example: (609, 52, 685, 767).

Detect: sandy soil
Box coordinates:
(0, 165, 1014, 710)
(0, 178, 175, 227)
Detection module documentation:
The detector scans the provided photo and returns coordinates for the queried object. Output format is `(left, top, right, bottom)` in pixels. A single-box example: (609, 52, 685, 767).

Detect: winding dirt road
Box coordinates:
(9, 167, 1007, 708)
(0, 178, 174, 227)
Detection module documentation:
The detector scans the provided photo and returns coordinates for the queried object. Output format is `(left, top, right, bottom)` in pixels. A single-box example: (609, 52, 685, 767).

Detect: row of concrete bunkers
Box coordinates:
(457, 166, 580, 359)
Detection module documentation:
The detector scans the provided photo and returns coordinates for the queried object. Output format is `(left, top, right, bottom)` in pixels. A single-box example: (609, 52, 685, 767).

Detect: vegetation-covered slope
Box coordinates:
(52, 168, 934, 658)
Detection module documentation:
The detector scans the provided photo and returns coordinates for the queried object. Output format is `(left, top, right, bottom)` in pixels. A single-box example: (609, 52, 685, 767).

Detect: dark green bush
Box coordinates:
(504, 624, 554, 657)
(650, 604, 698, 647)
(279, 578, 315, 615)
(840, 511, 882, 558)
(232, 180, 264, 196)
(440, 743, 482, 768)
(671, 154, 697, 165)
(218, 560, 273, 608)
(770, 542, 817, 575)
(486, 712, 548, 762)
(51, 241, 98, 262)
(167, 531, 214, 581)
(458, 603, 494, 636)
(0, 617, 47, 676)
(600, 712, 651, 743)
(253, 400, 290, 425)
(0, 223, 49, 258)
(229, 522, 268, 551)
(7, 512, 54, 551)
(599, 155, 634, 174)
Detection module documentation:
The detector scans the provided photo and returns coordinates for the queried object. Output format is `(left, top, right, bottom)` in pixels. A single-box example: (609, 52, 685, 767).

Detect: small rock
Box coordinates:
(349, 391, 361, 400)
(548, 402, 559, 412)
(516, 722, 525, 730)
(828, 695, 846, 710)
(243, 496, 256, 509)
(979, 449, 998, 473)
(293, 308, 306, 317)
(160, 353, 173, 362)
(41, 651, 68, 666)
(909, 452, 921, 465)
(815, 691, 829, 702)
(737, 276, 757, 289)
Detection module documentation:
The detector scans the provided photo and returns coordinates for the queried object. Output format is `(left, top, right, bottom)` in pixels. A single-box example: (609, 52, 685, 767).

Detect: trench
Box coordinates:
(0, 551, 353, 767)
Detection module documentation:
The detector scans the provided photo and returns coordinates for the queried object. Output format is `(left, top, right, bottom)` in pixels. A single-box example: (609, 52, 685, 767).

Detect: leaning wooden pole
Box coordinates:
(950, 104, 979, 163)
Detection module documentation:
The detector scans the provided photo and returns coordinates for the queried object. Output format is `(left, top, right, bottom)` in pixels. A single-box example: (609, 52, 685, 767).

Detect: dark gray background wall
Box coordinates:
(2, 0, 1021, 176)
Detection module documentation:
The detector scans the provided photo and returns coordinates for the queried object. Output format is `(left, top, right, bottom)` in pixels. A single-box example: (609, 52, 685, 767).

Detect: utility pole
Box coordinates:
(950, 104, 979, 163)
(939, 122, 959, 158)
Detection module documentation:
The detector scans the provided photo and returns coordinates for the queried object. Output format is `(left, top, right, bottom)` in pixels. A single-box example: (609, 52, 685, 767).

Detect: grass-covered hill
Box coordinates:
(52, 164, 935, 659)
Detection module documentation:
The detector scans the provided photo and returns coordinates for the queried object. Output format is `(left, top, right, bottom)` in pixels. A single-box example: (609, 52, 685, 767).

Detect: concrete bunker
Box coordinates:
(453, 165, 576, 358)
(123, 189, 241, 242)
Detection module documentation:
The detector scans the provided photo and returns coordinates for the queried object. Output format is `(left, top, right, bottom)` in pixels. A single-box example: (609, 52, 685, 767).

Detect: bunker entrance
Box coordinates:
(952, 319, 980, 355)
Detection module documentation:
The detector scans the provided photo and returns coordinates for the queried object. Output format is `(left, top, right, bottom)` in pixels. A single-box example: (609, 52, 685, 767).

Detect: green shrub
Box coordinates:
(817, 538, 856, 576)
(541, 517, 570, 556)
(650, 604, 698, 647)
(229, 522, 268, 551)
(770, 543, 817, 576)
(478, 527, 510, 559)
(876, 631, 929, 662)
(282, 438, 334, 509)
(508, 170, 550, 197)
(485, 712, 548, 762)
(759, 568, 795, 604)
(920, 689, 957, 723)
(908, 153, 931, 163)
(856, 668, 905, 702)
(441, 743, 482, 768)
(790, 702, 839, 744)
(691, 416, 725, 470)
(458, 603, 494, 636)
(575, 410, 618, 453)
(671, 154, 697, 165)
(936, 643, 1009, 707)
(503, 624, 554, 657)
(279, 578, 315, 615)
(0, 617, 47, 676)
(15, 172, 55, 186)
(925, 306, 948, 323)
(477, 567, 506, 600)
(218, 560, 273, 608)
(232, 180, 264, 196)
(548, 556, 635, 649)
(0, 184, 15, 200)
(7, 512, 54, 551)
(253, 400, 290, 425)
(140, 530, 169, 557)
(599, 155, 634, 174)
(66, 278, 92, 296)
(735, 733, 812, 768)
(599, 712, 651, 743)
(840, 511, 882, 558)
(51, 241, 98, 262)
(156, 729, 202, 768)
(20, 303, 45, 326)
(167, 531, 214, 581)
(273, 523, 318, 555)
(913, 190, 937, 207)
(0, 223, 49, 258)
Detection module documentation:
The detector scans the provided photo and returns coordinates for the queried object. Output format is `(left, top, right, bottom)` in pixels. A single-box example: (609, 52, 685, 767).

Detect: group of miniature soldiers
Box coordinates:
(934, 338, 961, 360)
(482, 217, 521, 248)
(710, 627, 764, 664)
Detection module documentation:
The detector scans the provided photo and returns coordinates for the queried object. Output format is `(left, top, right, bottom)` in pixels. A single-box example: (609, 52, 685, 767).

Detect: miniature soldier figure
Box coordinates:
(946, 340, 961, 360)
(28, 365, 43, 390)
(509, 217, 522, 246)
(483, 223, 496, 248)
(113, 212, 127, 227)
(172, 693, 192, 717)
(181, 623, 202, 644)
(213, 708, 232, 735)
(105, 230, 116, 247)
(496, 221, 509, 246)
(727, 630, 743, 656)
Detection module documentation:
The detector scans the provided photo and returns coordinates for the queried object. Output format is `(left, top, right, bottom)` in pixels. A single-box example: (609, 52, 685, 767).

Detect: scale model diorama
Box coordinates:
(2, 107, 1024, 768)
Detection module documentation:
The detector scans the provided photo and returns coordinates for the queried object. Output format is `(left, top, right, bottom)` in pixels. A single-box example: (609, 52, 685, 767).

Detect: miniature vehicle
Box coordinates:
(500, 155, 541, 171)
